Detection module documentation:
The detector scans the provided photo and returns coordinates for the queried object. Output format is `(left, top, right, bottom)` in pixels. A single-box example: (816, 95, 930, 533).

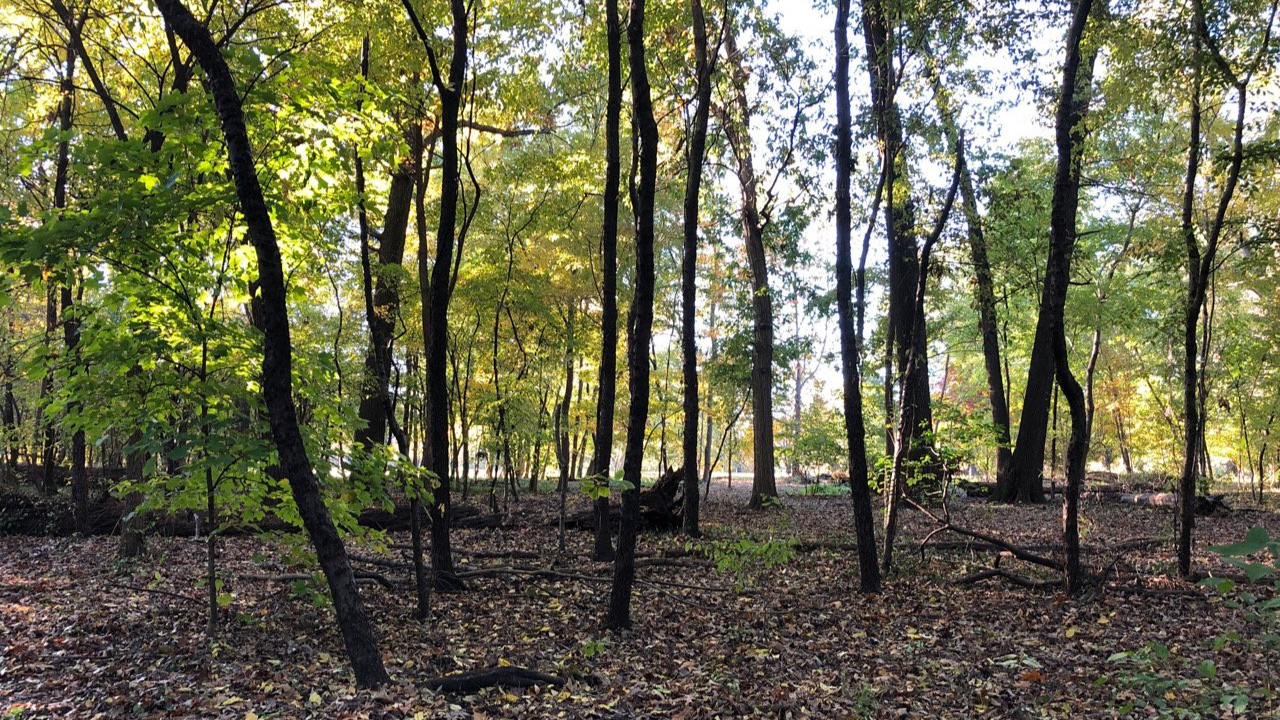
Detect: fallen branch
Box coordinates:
(116, 583, 203, 605)
(236, 571, 393, 589)
(904, 496, 1062, 571)
(954, 568, 1058, 590)
(421, 666, 565, 694)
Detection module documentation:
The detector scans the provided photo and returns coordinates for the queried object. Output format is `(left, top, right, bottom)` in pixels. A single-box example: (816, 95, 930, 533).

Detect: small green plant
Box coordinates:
(802, 482, 847, 497)
(703, 536, 795, 575)
(580, 637, 607, 658)
(1100, 642, 1258, 718)
(1199, 526, 1280, 603)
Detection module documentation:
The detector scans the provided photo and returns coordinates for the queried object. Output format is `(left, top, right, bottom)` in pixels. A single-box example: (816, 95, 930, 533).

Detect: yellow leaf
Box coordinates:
(1097, 616, 1110, 625)
(498, 657, 512, 667)
(502, 693, 519, 702)
(246, 713, 260, 720)
(309, 691, 322, 704)
(556, 691, 572, 701)
(1065, 627, 1077, 638)
(219, 697, 244, 707)
(318, 652, 331, 663)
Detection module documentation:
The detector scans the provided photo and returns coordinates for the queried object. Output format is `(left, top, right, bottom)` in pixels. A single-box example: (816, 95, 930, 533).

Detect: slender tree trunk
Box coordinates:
(1178, 4, 1250, 574)
(401, 0, 469, 591)
(680, 0, 714, 536)
(153, 0, 389, 686)
(1036, 0, 1098, 593)
(721, 24, 777, 510)
(605, 0, 657, 629)
(589, 0, 624, 562)
(557, 303, 576, 554)
(835, 0, 880, 592)
(923, 49, 1011, 479)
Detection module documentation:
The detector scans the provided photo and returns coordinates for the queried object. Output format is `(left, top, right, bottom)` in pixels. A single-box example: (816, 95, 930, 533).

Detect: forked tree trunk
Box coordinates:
(861, 0, 933, 479)
(998, 0, 1102, 504)
(400, 0, 468, 591)
(1178, 2, 1251, 575)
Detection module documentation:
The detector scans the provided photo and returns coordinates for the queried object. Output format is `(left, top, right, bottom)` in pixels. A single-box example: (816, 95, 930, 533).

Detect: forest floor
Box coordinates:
(2, 479, 1279, 719)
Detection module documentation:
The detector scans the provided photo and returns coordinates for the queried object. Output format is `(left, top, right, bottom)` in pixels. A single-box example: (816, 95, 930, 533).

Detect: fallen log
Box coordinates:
(421, 667, 565, 693)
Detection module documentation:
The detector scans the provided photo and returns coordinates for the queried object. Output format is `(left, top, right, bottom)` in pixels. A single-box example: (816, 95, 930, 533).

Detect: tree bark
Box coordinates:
(605, 0, 657, 629)
(834, 0, 880, 593)
(152, 0, 390, 687)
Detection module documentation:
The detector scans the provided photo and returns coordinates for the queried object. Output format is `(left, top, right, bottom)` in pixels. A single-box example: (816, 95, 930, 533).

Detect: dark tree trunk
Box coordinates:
(998, 0, 1101, 504)
(605, 0, 657, 629)
(834, 0, 880, 593)
(152, 0, 390, 687)
(401, 0, 469, 591)
(39, 285, 57, 496)
(52, 34, 88, 533)
(1037, 0, 1099, 594)
(589, 0, 623, 563)
(861, 0, 932, 475)
(721, 25, 777, 510)
(1178, 5, 1249, 575)
(556, 303, 576, 553)
(354, 137, 414, 450)
(923, 49, 1011, 479)
(680, 0, 714, 537)
(118, 428, 146, 559)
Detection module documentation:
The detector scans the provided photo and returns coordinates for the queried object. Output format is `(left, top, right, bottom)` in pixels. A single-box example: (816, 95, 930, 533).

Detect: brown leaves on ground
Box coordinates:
(2, 484, 1279, 719)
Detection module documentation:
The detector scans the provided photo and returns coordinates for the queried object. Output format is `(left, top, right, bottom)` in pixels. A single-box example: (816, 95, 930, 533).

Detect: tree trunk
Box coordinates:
(589, 0, 623, 562)
(998, 0, 1102, 504)
(1038, 0, 1099, 594)
(680, 0, 714, 536)
(354, 133, 414, 450)
(1178, 5, 1249, 575)
(721, 24, 777, 510)
(557, 303, 576, 553)
(401, 0, 469, 591)
(923, 48, 1011, 479)
(153, 0, 389, 686)
(605, 0, 657, 629)
(835, 0, 880, 593)
(861, 0, 932, 479)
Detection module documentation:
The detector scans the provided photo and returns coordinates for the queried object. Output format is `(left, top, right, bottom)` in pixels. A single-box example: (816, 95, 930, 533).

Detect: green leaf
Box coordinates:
(1198, 577, 1236, 593)
(1208, 526, 1270, 556)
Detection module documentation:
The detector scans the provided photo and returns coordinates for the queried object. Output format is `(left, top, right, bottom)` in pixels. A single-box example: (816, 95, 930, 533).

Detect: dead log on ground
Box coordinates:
(422, 667, 565, 693)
